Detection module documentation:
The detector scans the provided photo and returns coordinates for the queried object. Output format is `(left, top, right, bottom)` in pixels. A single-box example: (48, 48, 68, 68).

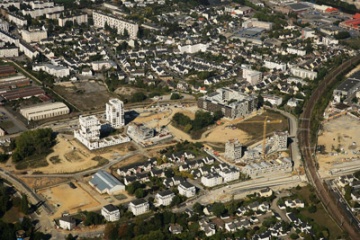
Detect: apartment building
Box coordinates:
(105, 98, 125, 128)
(0, 46, 18, 57)
(224, 139, 242, 161)
(93, 11, 139, 39)
(33, 63, 70, 78)
(0, 29, 19, 46)
(242, 67, 262, 85)
(59, 13, 88, 27)
(21, 29, 47, 43)
(7, 13, 27, 27)
(290, 67, 318, 80)
(128, 199, 149, 216)
(198, 88, 257, 119)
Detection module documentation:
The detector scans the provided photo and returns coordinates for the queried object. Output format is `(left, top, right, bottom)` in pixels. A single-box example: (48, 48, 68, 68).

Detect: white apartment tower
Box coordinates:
(273, 131, 288, 150)
(224, 139, 242, 161)
(78, 115, 101, 141)
(106, 98, 125, 128)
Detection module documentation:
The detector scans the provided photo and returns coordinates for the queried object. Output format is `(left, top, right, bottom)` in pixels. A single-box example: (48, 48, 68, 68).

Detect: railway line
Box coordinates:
(298, 55, 360, 239)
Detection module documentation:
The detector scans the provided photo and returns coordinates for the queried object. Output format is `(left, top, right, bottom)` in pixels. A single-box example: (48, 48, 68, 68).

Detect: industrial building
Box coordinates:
(106, 98, 125, 128)
(20, 102, 70, 121)
(197, 88, 257, 119)
(333, 71, 360, 103)
(224, 139, 242, 161)
(89, 170, 125, 195)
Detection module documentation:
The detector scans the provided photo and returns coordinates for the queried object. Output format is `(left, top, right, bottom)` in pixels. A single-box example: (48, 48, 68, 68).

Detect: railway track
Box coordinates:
(298, 55, 360, 239)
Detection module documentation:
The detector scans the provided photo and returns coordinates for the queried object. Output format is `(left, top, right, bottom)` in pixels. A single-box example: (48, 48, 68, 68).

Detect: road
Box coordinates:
(298, 55, 360, 239)
(23, 150, 141, 179)
(264, 107, 302, 169)
(174, 174, 304, 213)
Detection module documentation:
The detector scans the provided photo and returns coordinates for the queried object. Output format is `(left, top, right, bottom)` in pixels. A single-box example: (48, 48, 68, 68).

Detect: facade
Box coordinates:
(59, 13, 88, 27)
(22, 5, 64, 18)
(0, 19, 9, 32)
(201, 173, 223, 187)
(8, 13, 27, 27)
(262, 94, 283, 106)
(128, 199, 149, 216)
(264, 61, 287, 71)
(242, 68, 262, 85)
(197, 88, 257, 119)
(0, 1, 20, 9)
(242, 19, 272, 30)
(219, 168, 240, 182)
(20, 102, 70, 121)
(271, 131, 288, 151)
(224, 139, 242, 161)
(178, 181, 196, 198)
(33, 63, 70, 78)
(178, 43, 208, 54)
(241, 158, 292, 177)
(21, 29, 47, 43)
(0, 47, 19, 57)
(91, 60, 117, 71)
(89, 170, 125, 195)
(19, 40, 39, 59)
(286, 47, 306, 56)
(0, 29, 19, 46)
(106, 98, 125, 128)
(290, 67, 317, 80)
(59, 216, 76, 230)
(93, 11, 139, 39)
(101, 204, 120, 222)
(155, 190, 175, 206)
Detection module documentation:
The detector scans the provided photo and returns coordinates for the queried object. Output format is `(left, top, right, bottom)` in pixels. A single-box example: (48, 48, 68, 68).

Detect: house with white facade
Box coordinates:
(59, 216, 76, 230)
(201, 173, 223, 187)
(101, 204, 120, 222)
(178, 181, 196, 198)
(128, 199, 149, 216)
(155, 190, 175, 206)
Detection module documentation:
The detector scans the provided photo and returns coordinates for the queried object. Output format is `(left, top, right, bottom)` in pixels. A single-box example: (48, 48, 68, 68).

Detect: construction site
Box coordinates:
(317, 114, 360, 178)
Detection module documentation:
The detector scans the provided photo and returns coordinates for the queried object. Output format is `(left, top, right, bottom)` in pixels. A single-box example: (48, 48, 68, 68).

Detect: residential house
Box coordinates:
(155, 190, 175, 206)
(178, 181, 196, 198)
(259, 187, 273, 197)
(128, 199, 149, 216)
(169, 224, 183, 234)
(101, 204, 120, 222)
(59, 216, 76, 230)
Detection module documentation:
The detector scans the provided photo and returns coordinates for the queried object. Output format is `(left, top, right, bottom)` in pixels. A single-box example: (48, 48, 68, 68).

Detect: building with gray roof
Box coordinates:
(89, 170, 125, 195)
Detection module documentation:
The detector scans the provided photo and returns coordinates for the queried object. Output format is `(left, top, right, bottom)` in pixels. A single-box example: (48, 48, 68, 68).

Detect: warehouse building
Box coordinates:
(20, 102, 70, 121)
(89, 170, 125, 195)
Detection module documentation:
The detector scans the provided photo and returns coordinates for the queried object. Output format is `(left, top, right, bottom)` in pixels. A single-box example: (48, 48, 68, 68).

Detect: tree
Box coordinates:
(212, 202, 226, 217)
(104, 223, 118, 240)
(126, 181, 142, 195)
(170, 93, 182, 100)
(213, 110, 223, 121)
(20, 194, 29, 214)
(193, 202, 203, 214)
(170, 195, 181, 207)
(135, 188, 145, 198)
(65, 233, 76, 240)
(334, 31, 351, 40)
(308, 204, 317, 213)
(131, 92, 147, 102)
(83, 212, 104, 226)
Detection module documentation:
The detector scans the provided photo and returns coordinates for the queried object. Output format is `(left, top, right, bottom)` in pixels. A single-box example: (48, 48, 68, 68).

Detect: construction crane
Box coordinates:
(238, 116, 282, 158)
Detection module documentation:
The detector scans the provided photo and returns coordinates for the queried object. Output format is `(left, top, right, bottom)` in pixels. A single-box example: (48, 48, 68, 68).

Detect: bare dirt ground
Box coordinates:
(38, 182, 100, 218)
(115, 86, 141, 95)
(110, 154, 148, 171)
(10, 134, 134, 174)
(53, 80, 113, 111)
(133, 105, 250, 144)
(317, 115, 360, 176)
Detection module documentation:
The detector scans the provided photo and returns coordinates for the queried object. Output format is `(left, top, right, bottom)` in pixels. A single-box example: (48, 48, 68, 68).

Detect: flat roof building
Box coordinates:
(20, 102, 70, 121)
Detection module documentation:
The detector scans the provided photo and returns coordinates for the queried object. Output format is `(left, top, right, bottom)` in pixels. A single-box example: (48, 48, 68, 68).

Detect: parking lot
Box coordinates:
(0, 107, 27, 134)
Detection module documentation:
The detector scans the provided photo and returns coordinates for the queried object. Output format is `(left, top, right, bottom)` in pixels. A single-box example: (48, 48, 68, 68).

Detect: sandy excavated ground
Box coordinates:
(39, 182, 100, 218)
(317, 115, 360, 175)
(31, 134, 132, 174)
(133, 106, 249, 144)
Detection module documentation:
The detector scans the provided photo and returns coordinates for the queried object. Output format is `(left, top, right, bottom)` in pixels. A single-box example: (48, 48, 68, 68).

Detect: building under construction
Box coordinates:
(197, 88, 257, 119)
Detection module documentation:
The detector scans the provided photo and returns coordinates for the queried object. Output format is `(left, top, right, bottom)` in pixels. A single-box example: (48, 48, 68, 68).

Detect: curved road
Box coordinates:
(298, 55, 360, 239)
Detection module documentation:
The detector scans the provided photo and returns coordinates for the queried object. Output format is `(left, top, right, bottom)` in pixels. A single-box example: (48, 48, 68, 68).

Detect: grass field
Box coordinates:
(235, 111, 288, 144)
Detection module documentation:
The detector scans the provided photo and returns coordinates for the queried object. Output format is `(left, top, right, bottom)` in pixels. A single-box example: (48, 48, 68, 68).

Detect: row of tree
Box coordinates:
(172, 110, 223, 133)
(11, 128, 55, 162)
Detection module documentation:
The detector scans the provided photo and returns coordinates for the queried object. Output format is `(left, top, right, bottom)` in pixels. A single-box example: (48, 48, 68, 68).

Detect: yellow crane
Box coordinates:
(238, 116, 283, 158)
